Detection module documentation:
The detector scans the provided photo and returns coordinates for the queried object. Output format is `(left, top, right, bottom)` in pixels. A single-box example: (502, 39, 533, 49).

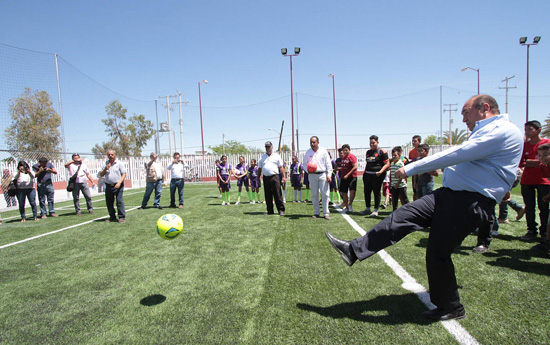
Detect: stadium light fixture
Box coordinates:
(519, 36, 541, 122)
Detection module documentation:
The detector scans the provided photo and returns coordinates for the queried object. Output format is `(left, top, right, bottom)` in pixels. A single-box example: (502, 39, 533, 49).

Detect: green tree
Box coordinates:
(443, 128, 468, 145)
(424, 135, 440, 146)
(93, 100, 154, 158)
(4, 88, 62, 160)
(281, 144, 291, 152)
(209, 140, 249, 155)
(543, 116, 550, 138)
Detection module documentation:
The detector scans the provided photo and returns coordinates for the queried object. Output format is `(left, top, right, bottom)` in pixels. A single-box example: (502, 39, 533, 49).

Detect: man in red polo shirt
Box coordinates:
(520, 120, 550, 242)
(338, 144, 358, 213)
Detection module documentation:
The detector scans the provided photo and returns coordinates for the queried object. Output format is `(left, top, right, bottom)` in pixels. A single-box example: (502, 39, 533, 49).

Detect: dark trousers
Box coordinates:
(105, 184, 125, 221)
(263, 175, 285, 214)
(391, 186, 409, 209)
(521, 184, 550, 235)
(498, 199, 523, 220)
(363, 172, 386, 209)
(350, 187, 495, 311)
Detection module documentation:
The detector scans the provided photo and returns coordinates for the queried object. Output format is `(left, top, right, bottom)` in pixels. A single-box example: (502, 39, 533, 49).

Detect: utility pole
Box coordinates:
(159, 94, 178, 156)
(222, 133, 225, 155)
(499, 76, 516, 114)
(443, 103, 458, 145)
(176, 91, 189, 156)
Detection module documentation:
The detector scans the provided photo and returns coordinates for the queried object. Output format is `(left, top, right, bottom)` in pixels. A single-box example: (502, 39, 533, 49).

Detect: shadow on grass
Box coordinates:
(140, 294, 167, 306)
(484, 249, 550, 276)
(297, 293, 431, 325)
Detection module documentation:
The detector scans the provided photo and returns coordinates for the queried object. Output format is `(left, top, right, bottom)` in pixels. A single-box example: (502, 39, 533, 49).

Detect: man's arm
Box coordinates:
(115, 173, 126, 189)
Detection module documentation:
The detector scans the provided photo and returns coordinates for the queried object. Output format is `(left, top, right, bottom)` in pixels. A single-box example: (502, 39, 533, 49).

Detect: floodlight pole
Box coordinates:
(198, 80, 208, 156)
(282, 48, 300, 156)
(328, 74, 338, 153)
(461, 67, 480, 95)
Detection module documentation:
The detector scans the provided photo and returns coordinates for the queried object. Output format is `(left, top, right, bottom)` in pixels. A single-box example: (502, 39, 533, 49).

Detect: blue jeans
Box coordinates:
(17, 188, 37, 220)
(142, 180, 163, 207)
(37, 183, 55, 216)
(170, 179, 184, 206)
(417, 181, 435, 199)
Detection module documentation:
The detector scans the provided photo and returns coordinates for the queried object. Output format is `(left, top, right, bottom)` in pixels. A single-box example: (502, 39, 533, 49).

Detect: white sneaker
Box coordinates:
(348, 205, 354, 212)
(235, 201, 240, 205)
(369, 210, 379, 217)
(359, 208, 371, 215)
(283, 198, 286, 203)
(250, 200, 255, 204)
(221, 202, 226, 206)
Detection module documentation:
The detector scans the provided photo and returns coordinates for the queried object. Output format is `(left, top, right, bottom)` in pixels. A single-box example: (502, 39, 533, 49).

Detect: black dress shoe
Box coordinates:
(422, 307, 466, 321)
(325, 231, 357, 266)
(155, 205, 163, 210)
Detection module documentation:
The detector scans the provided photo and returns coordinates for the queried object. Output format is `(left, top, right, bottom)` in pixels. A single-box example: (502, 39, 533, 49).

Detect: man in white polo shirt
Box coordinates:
(168, 152, 185, 209)
(139, 152, 165, 209)
(258, 141, 286, 216)
(303, 136, 333, 219)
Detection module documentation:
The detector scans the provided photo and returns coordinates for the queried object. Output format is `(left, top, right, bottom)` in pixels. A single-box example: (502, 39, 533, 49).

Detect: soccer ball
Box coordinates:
(307, 161, 318, 173)
(156, 214, 184, 240)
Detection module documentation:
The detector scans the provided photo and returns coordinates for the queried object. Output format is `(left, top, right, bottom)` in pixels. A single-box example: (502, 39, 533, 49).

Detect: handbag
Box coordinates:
(7, 179, 17, 197)
(67, 164, 82, 192)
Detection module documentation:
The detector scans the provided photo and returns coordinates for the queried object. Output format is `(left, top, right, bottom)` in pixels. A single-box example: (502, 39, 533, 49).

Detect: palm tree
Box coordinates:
(443, 128, 468, 145)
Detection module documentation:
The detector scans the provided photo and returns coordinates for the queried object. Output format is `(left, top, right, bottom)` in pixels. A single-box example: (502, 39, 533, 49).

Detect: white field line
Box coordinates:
(336, 207, 480, 345)
(0, 206, 140, 250)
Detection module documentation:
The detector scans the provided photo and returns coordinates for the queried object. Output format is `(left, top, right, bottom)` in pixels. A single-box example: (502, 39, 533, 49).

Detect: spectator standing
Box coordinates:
(415, 144, 439, 198)
(100, 150, 126, 223)
(338, 144, 358, 213)
(139, 152, 164, 209)
(519, 120, 550, 241)
(65, 154, 95, 216)
(168, 152, 185, 209)
(258, 141, 286, 215)
(32, 157, 58, 218)
(302, 136, 333, 220)
(15, 161, 38, 222)
(2, 169, 17, 207)
(389, 146, 409, 210)
(409, 135, 421, 200)
(359, 135, 390, 217)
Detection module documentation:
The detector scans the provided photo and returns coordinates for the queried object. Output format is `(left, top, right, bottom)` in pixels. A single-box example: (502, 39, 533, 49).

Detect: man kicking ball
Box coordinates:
(325, 95, 523, 321)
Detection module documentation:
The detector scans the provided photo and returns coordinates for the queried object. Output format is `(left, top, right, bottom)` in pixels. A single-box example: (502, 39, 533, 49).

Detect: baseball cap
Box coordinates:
(265, 141, 273, 147)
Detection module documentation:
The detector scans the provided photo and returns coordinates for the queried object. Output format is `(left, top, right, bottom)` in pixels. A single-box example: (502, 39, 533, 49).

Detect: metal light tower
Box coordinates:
(520, 36, 541, 122)
(328, 74, 338, 153)
(198, 80, 208, 156)
(281, 47, 300, 156)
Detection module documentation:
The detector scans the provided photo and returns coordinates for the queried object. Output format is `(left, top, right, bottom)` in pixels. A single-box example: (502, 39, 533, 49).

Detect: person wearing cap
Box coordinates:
(138, 152, 164, 209)
(32, 157, 58, 218)
(258, 141, 286, 216)
(302, 136, 333, 219)
(519, 120, 550, 242)
(64, 153, 95, 216)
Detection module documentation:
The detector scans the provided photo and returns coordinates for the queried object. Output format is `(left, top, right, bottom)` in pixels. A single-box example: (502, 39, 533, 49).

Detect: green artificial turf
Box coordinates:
(0, 181, 549, 344)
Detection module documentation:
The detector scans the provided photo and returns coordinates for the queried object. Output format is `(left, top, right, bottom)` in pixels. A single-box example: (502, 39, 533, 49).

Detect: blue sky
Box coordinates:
(1, 0, 549, 155)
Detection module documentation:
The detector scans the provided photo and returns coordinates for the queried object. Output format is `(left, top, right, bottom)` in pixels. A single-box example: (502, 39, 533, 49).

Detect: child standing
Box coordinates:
(390, 146, 409, 210)
(217, 155, 233, 205)
(415, 144, 439, 198)
(381, 171, 391, 209)
(234, 156, 252, 205)
(215, 159, 222, 198)
(290, 156, 304, 202)
(248, 159, 261, 203)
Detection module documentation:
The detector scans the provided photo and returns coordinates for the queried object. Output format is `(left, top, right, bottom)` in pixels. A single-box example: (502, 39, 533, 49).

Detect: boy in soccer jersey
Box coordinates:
(290, 155, 304, 202)
(217, 155, 233, 205)
(248, 159, 261, 203)
(234, 156, 252, 204)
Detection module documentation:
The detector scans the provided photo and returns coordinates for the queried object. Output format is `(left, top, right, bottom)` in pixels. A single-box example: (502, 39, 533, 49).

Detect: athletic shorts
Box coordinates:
(249, 178, 259, 189)
(339, 177, 357, 193)
(219, 176, 231, 189)
(303, 173, 309, 186)
(330, 174, 338, 190)
(291, 174, 302, 189)
(237, 177, 249, 188)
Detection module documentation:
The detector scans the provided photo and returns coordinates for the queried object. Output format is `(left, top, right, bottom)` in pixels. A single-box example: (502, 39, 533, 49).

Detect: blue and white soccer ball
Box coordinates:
(156, 214, 184, 240)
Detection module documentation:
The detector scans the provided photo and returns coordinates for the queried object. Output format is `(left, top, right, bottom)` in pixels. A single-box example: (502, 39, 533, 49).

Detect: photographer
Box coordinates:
(64, 154, 95, 216)
(32, 157, 58, 218)
(138, 152, 164, 209)
(167, 152, 185, 208)
(15, 161, 38, 222)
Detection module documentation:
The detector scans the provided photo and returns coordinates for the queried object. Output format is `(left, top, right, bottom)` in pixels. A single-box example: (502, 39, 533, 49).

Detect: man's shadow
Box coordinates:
(297, 293, 431, 325)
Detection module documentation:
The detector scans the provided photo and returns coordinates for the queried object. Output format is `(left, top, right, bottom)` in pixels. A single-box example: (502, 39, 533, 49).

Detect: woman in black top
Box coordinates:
(360, 135, 390, 216)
